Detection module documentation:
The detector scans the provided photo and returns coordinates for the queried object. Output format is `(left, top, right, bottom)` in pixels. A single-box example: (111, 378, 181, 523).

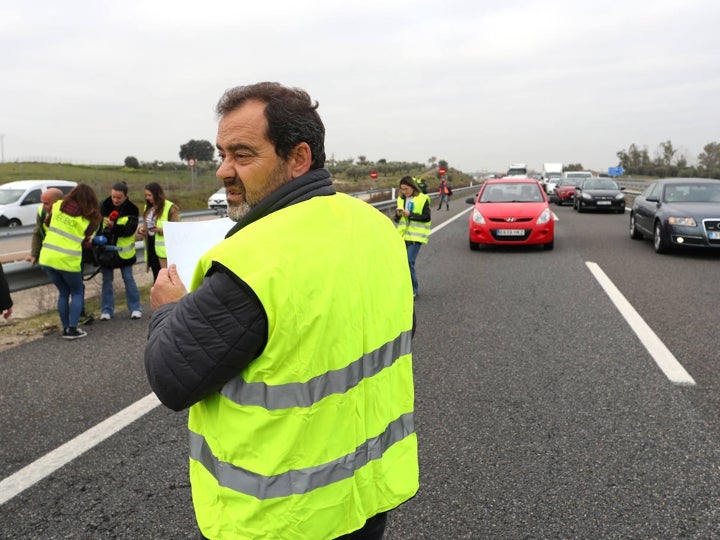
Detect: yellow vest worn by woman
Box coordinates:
(189, 193, 419, 539)
(151, 199, 176, 258)
(396, 192, 431, 244)
(114, 215, 136, 261)
(38, 200, 89, 272)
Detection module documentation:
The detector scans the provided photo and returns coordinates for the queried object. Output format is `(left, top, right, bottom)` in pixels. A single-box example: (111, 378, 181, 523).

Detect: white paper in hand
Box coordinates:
(163, 218, 234, 288)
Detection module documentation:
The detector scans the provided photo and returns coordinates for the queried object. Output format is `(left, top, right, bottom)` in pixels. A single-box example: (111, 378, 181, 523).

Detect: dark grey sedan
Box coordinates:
(629, 177, 720, 253)
(573, 177, 626, 213)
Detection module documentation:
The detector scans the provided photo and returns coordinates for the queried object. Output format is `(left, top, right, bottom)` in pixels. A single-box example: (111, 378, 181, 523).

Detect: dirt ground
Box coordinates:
(0, 265, 153, 353)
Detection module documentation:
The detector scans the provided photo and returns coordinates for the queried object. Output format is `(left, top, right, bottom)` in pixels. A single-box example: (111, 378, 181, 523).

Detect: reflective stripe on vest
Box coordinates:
(189, 412, 414, 500)
(220, 329, 411, 409)
(187, 193, 418, 539)
(396, 192, 431, 244)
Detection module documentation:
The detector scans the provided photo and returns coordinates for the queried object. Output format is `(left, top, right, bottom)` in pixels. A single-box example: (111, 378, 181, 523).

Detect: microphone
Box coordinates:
(107, 210, 120, 229)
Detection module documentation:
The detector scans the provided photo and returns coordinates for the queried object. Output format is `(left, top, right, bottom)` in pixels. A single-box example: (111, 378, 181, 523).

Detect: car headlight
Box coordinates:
(668, 216, 697, 227)
(615, 193, 625, 200)
(581, 192, 592, 200)
(536, 208, 551, 224)
(472, 209, 486, 224)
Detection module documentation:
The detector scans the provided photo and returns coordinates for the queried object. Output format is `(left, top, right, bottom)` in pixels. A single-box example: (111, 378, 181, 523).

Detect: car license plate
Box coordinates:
(597, 200, 611, 205)
(496, 229, 525, 236)
(709, 231, 720, 240)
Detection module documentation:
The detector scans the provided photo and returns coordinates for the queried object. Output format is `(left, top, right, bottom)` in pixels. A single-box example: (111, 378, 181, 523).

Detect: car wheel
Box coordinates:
(7, 219, 21, 228)
(469, 239, 479, 251)
(653, 221, 671, 254)
(629, 213, 643, 240)
(543, 239, 554, 251)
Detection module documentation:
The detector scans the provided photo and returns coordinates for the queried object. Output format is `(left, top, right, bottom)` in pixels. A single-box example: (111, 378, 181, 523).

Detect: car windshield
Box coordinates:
(558, 179, 580, 187)
(663, 183, 720, 203)
(480, 183, 544, 202)
(0, 189, 24, 205)
(582, 179, 618, 190)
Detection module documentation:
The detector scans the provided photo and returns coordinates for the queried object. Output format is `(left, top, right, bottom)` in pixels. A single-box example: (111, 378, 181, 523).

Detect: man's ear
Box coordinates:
(290, 142, 312, 178)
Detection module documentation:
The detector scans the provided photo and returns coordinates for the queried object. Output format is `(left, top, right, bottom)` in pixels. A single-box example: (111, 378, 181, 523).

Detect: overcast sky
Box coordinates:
(2, 0, 719, 174)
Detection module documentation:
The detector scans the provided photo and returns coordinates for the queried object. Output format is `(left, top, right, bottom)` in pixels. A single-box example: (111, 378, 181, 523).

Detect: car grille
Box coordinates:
(488, 217, 533, 223)
(704, 219, 720, 245)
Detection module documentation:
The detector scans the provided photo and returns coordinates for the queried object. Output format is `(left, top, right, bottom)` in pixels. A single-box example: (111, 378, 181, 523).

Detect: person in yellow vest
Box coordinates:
(137, 182, 180, 282)
(144, 82, 419, 539)
(395, 176, 431, 298)
(98, 181, 142, 320)
(28, 187, 94, 325)
(38, 184, 101, 340)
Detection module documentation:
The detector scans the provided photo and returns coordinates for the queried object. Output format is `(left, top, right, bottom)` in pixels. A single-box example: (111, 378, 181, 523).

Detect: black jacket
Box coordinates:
(144, 169, 335, 411)
(99, 197, 140, 267)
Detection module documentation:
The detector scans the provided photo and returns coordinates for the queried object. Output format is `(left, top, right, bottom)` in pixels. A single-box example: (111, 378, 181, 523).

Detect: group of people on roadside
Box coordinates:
(25, 181, 179, 340)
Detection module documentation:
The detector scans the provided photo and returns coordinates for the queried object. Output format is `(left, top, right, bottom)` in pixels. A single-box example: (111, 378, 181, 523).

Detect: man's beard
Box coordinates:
(227, 200, 251, 222)
(226, 161, 291, 222)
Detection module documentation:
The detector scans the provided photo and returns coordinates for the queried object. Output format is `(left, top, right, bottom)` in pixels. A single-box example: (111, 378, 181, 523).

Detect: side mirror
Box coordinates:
(465, 197, 475, 204)
(646, 195, 659, 203)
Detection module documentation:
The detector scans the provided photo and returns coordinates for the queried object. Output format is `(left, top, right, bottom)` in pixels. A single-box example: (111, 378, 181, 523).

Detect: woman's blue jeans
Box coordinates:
(41, 266, 84, 329)
(101, 265, 141, 315)
(406, 242, 422, 296)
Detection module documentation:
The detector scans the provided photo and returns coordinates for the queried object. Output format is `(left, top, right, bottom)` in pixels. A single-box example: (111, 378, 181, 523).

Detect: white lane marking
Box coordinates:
(430, 207, 472, 235)
(586, 261, 695, 386)
(0, 393, 161, 506)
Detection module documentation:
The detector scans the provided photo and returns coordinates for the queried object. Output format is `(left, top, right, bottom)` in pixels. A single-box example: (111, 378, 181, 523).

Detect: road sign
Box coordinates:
(608, 166, 624, 176)
(438, 167, 446, 175)
(188, 158, 197, 168)
(370, 171, 378, 179)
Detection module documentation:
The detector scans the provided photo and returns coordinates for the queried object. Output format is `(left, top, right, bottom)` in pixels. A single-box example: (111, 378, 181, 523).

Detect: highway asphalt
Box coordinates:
(1, 201, 720, 538)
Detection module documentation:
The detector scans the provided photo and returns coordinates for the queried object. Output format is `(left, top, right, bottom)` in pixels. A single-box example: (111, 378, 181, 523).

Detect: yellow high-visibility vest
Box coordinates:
(38, 201, 88, 272)
(396, 192, 431, 244)
(188, 193, 418, 539)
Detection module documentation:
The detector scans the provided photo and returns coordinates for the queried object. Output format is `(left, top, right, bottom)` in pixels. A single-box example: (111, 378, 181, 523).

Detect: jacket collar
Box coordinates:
(225, 168, 336, 238)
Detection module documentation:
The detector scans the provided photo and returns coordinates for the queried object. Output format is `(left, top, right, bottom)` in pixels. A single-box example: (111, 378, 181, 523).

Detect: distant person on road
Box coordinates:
(137, 182, 180, 282)
(395, 175, 431, 298)
(416, 177, 428, 194)
(144, 81, 418, 539)
(39, 184, 101, 340)
(0, 263, 13, 320)
(437, 177, 452, 210)
(98, 181, 142, 321)
(29, 187, 94, 325)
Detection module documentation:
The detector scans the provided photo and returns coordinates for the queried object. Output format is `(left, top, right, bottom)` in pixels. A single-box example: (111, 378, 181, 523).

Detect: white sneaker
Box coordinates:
(100, 313, 112, 321)
(131, 310, 142, 319)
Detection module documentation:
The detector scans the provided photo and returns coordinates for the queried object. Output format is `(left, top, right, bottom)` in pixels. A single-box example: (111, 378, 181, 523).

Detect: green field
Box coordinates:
(0, 161, 473, 211)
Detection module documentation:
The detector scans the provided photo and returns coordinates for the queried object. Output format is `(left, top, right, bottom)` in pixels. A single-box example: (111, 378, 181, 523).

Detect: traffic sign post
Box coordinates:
(188, 158, 197, 189)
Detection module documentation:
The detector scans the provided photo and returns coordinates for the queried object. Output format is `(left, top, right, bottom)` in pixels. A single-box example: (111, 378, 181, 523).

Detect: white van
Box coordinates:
(0, 180, 77, 227)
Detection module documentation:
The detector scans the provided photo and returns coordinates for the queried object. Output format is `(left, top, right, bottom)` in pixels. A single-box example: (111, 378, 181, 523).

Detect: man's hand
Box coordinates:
(150, 264, 188, 309)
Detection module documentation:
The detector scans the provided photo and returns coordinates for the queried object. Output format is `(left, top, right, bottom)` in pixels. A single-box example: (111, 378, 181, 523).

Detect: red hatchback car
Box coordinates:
(465, 178, 555, 250)
(554, 177, 580, 206)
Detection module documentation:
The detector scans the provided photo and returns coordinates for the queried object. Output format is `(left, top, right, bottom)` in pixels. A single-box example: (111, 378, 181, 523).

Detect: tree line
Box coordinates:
(616, 140, 720, 178)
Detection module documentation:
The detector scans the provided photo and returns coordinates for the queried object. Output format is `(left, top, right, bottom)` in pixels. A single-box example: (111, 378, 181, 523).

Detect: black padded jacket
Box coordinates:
(144, 169, 335, 411)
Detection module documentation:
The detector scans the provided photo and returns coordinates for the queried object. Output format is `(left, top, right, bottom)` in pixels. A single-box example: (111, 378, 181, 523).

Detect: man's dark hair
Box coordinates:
(216, 82, 326, 170)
